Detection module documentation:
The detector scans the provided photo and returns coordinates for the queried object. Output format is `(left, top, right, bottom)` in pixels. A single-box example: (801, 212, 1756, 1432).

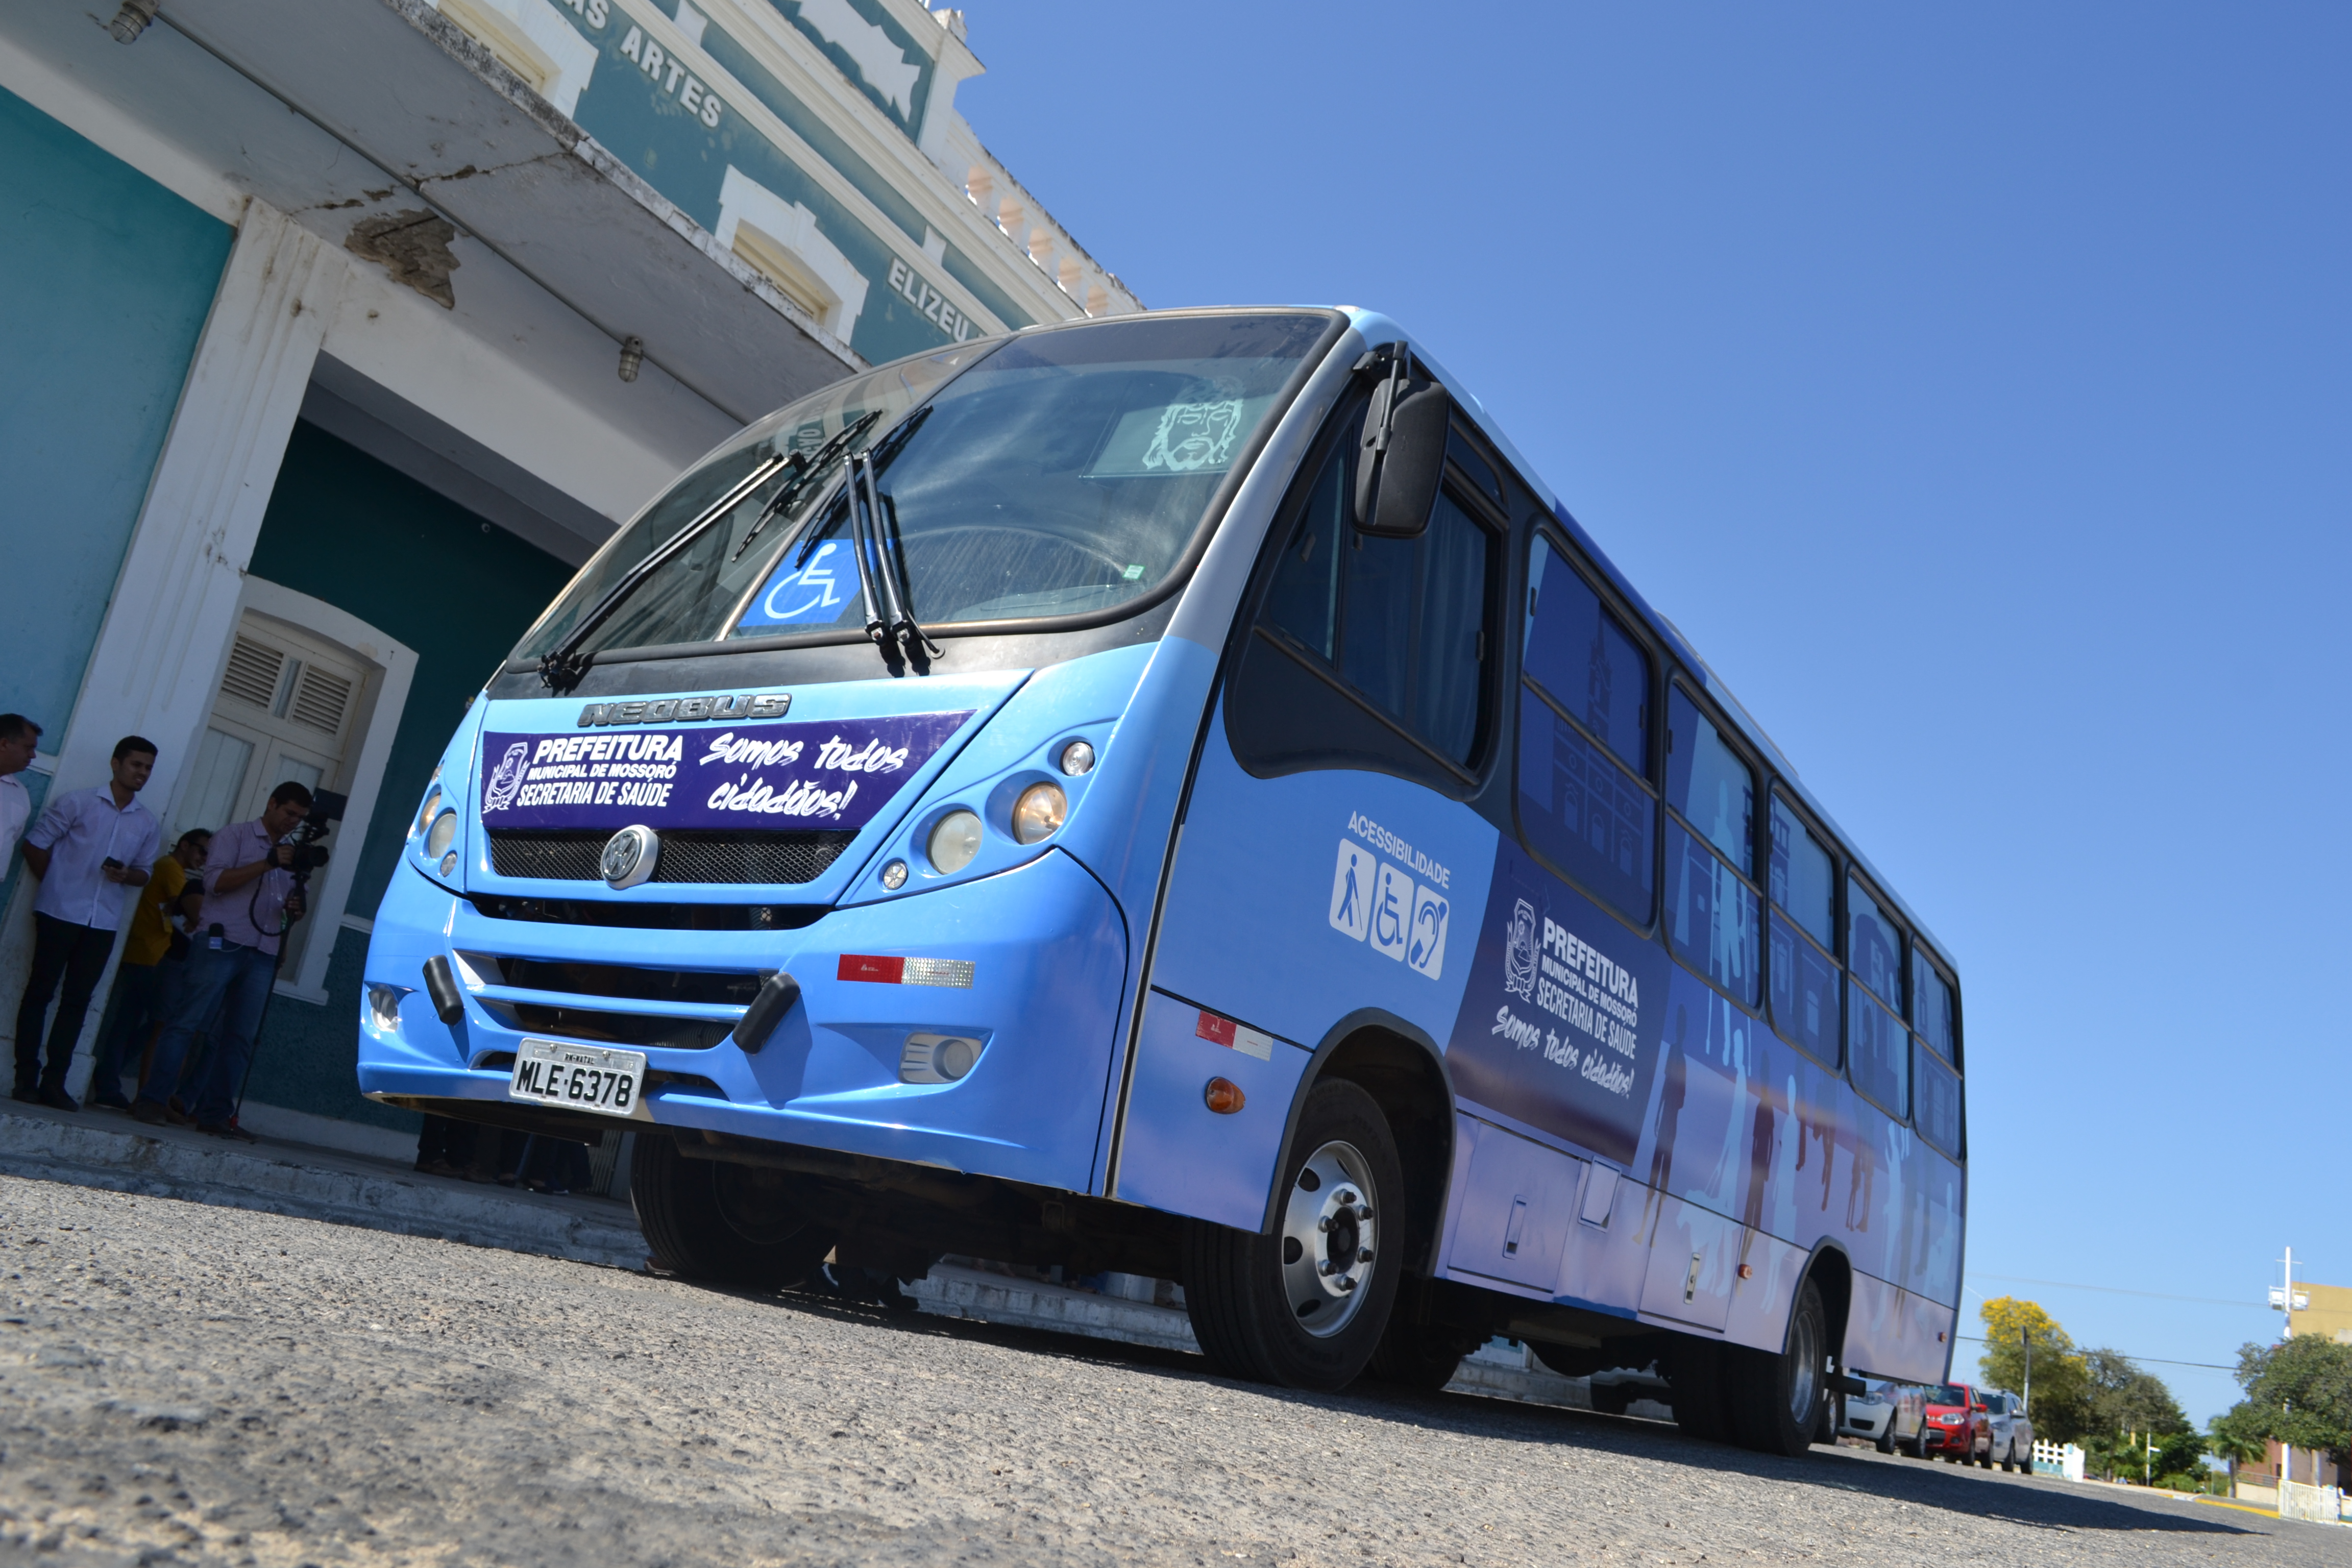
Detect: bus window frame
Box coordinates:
(1841, 866, 1915, 1124)
(1764, 783, 1844, 1072)
(1511, 521, 1662, 938)
(1844, 867, 1907, 1018)
(1661, 676, 1765, 1016)
(1913, 939, 1964, 1075)
(1232, 397, 1510, 791)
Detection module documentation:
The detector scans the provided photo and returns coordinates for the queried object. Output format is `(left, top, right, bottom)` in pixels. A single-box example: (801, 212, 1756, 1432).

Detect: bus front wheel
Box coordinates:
(1182, 1079, 1404, 1392)
(631, 1134, 837, 1288)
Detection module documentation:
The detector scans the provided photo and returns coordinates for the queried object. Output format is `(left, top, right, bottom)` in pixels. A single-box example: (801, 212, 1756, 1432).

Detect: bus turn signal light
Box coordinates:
(1204, 1077, 1245, 1114)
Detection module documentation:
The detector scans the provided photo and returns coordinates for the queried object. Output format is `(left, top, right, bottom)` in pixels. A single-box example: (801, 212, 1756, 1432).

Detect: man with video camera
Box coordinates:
(133, 781, 317, 1138)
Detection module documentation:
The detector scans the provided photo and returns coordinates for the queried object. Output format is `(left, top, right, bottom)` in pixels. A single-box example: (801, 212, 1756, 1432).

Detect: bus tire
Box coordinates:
(1727, 1276, 1829, 1458)
(1181, 1078, 1403, 1392)
(1665, 1335, 1736, 1444)
(631, 1134, 836, 1288)
(1365, 1310, 1468, 1391)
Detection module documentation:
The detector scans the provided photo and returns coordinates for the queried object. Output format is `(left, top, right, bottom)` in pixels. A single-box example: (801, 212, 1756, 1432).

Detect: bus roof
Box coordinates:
(1339, 307, 1957, 974)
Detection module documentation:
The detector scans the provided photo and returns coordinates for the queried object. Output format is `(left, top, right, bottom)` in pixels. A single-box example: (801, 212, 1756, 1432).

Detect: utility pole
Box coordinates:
(2021, 1328, 2032, 1416)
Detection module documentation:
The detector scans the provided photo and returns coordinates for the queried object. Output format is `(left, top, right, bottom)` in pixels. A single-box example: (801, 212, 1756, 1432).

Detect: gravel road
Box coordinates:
(0, 1175, 2333, 1567)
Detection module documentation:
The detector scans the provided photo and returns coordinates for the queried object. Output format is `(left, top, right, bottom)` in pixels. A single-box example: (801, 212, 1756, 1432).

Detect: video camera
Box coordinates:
(283, 789, 348, 886)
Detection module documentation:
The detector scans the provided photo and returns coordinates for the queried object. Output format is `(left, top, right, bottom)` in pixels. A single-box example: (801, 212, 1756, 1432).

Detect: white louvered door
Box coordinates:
(177, 613, 370, 975)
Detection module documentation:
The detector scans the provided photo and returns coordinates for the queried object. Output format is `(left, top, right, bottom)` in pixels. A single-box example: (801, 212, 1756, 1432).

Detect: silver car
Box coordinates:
(1977, 1389, 2035, 1471)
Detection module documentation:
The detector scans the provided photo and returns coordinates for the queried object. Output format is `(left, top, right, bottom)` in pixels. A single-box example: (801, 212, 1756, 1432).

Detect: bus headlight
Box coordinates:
(1012, 782, 1066, 844)
(425, 809, 458, 859)
(414, 785, 440, 837)
(927, 810, 983, 874)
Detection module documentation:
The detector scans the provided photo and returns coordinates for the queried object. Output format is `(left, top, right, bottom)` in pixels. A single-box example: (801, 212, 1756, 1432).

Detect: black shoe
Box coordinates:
(37, 1086, 79, 1113)
(130, 1099, 168, 1126)
(11, 1085, 35, 1104)
(197, 1121, 258, 1143)
(92, 1091, 133, 1112)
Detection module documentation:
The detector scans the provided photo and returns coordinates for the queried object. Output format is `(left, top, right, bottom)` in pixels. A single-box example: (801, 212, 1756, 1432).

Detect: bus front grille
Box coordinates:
(486, 829, 859, 886)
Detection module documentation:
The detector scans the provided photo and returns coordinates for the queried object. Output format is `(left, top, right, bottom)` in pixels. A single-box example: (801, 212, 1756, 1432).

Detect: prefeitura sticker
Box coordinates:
(476, 711, 971, 833)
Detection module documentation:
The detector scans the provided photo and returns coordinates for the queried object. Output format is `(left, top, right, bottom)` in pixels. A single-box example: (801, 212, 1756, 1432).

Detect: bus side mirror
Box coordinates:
(1354, 356, 1450, 538)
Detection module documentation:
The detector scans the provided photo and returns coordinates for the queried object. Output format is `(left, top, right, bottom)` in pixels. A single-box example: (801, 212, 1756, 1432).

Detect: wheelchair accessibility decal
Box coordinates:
(1328, 831, 1449, 981)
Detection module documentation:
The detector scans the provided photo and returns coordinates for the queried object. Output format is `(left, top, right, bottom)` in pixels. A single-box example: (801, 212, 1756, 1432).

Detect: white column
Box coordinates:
(1, 200, 346, 1066)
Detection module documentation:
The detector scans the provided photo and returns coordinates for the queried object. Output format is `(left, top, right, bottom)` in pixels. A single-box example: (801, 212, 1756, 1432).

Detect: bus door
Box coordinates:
(1112, 384, 1507, 1235)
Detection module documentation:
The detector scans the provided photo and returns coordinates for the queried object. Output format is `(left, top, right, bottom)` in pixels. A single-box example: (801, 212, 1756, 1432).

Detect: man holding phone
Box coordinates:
(13, 737, 162, 1110)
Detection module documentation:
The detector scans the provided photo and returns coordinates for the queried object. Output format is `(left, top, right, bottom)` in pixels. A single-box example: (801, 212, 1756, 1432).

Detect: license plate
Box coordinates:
(507, 1038, 646, 1118)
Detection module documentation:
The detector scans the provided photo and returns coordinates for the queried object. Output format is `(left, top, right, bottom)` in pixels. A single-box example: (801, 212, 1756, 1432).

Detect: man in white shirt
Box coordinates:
(14, 737, 162, 1111)
(0, 715, 39, 870)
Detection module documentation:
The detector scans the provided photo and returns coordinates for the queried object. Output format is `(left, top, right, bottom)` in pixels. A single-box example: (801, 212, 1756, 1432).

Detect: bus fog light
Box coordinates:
(1012, 782, 1066, 844)
(880, 858, 908, 890)
(927, 810, 983, 873)
(425, 808, 458, 857)
(367, 985, 406, 1031)
(439, 851, 459, 877)
(1058, 740, 1095, 776)
(900, 1032, 983, 1084)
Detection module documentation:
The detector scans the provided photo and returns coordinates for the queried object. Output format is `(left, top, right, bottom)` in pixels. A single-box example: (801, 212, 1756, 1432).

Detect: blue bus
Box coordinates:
(360, 308, 1965, 1455)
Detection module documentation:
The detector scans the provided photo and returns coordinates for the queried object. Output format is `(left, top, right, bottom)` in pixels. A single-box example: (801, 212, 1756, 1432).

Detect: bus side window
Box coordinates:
(1516, 538, 1655, 923)
(1913, 949, 1957, 1064)
(1663, 687, 1758, 1005)
(1845, 878, 1908, 1117)
(1914, 1040, 1963, 1157)
(1767, 797, 1838, 1065)
(1229, 405, 1498, 784)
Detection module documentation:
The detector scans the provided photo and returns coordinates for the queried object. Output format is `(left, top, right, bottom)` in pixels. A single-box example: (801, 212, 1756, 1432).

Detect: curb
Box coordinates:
(0, 1110, 646, 1270)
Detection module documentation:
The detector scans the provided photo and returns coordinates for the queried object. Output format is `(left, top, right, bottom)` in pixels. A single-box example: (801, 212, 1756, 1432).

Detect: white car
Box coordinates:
(1978, 1389, 2034, 1472)
(1839, 1381, 1924, 1453)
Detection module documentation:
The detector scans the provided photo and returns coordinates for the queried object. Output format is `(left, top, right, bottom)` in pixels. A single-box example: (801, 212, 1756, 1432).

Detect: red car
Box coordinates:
(1914, 1382, 1992, 1463)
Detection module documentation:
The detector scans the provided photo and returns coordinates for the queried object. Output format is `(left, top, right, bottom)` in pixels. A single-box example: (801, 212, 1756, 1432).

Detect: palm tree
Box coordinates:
(2207, 1421, 2266, 1497)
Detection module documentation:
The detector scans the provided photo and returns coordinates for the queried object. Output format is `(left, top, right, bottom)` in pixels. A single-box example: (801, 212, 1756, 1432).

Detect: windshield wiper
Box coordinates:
(838, 409, 938, 666)
(538, 454, 792, 691)
(729, 409, 883, 564)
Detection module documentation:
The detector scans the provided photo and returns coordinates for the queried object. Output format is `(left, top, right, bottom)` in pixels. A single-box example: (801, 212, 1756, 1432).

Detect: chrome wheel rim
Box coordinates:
(1279, 1139, 1378, 1338)
(1786, 1304, 1822, 1427)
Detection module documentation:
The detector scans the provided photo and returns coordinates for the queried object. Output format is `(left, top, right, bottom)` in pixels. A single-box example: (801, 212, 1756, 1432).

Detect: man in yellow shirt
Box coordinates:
(85, 829, 209, 1112)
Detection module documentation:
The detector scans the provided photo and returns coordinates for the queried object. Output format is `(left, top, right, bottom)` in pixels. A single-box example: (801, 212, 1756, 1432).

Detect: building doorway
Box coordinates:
(174, 610, 368, 979)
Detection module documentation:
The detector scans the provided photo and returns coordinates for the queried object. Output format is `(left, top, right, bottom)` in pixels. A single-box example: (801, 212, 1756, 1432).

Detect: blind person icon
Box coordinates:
(1328, 839, 1374, 941)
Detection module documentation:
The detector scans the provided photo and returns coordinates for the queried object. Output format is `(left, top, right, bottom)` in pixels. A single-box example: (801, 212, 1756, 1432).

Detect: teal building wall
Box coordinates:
(0, 86, 235, 905)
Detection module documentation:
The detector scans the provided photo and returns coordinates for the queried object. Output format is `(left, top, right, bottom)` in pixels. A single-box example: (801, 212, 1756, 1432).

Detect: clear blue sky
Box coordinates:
(960, 3, 2349, 1426)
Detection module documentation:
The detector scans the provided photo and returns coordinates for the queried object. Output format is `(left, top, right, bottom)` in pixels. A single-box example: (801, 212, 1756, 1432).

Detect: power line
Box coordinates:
(1966, 1272, 2265, 1310)
(1953, 1335, 2239, 1374)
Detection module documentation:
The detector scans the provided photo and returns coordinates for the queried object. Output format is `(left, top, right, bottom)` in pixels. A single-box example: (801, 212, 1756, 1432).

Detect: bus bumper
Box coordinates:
(356, 849, 1128, 1195)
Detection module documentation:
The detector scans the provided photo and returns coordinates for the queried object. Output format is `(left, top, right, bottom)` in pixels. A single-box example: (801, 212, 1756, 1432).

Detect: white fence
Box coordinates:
(2277, 1479, 2348, 1525)
(2031, 1439, 2086, 1482)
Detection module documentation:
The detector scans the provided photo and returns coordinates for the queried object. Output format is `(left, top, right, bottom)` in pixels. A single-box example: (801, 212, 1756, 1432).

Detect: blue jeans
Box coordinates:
(88, 960, 165, 1102)
(139, 941, 277, 1126)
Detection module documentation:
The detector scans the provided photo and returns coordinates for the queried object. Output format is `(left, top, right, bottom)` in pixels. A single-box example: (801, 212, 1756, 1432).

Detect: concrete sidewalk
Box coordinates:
(0, 1102, 647, 1269)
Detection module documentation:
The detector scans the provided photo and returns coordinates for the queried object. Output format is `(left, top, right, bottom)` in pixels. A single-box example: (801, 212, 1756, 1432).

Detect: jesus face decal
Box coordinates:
(1141, 398, 1247, 473)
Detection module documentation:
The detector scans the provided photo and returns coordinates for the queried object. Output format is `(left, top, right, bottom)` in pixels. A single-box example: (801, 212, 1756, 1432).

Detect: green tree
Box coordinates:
(2223, 1335, 2352, 1457)
(1978, 1296, 2091, 1438)
(2208, 1411, 2268, 1494)
(2083, 1346, 2192, 1438)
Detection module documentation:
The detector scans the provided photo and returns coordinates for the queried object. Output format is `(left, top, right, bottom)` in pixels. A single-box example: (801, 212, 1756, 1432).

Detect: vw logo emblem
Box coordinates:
(600, 825, 659, 889)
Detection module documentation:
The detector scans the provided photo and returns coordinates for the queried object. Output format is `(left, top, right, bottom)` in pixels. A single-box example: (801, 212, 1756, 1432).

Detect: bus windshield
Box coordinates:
(513, 311, 1330, 666)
